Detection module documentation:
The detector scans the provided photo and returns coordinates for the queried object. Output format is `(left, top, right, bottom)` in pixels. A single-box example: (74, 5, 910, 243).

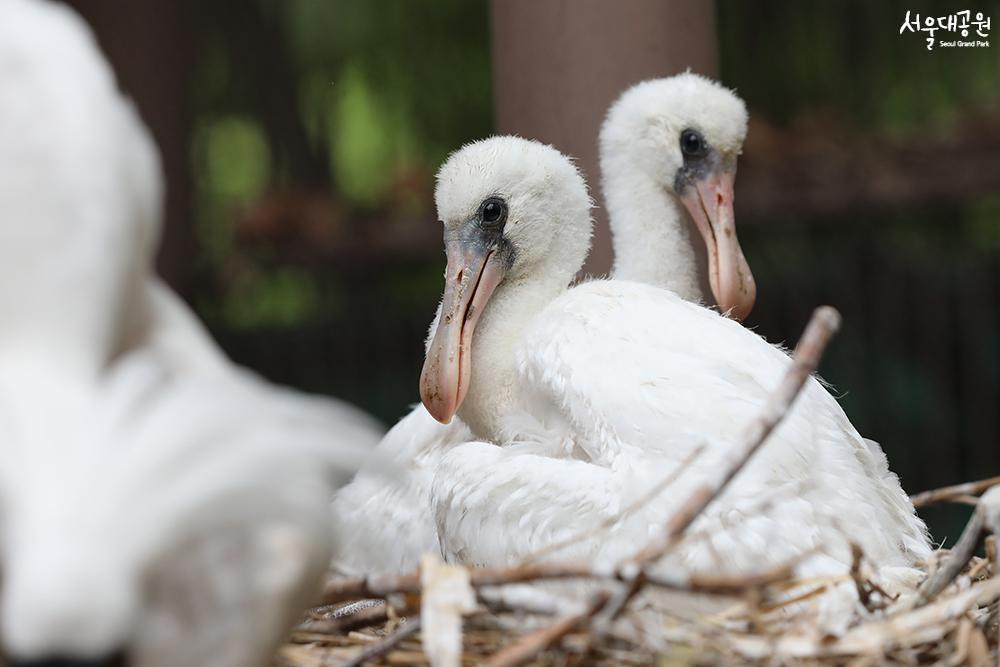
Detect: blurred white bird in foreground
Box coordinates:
(0, 356, 366, 667)
(0, 0, 377, 664)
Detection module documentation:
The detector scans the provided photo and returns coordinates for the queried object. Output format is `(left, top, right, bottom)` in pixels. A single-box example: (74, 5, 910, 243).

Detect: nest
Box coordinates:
(279, 540, 999, 666)
(277, 308, 1000, 667)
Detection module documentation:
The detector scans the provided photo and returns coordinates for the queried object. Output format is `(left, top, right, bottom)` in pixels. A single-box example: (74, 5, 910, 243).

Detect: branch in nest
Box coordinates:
(294, 602, 394, 637)
(915, 486, 1000, 607)
(849, 543, 895, 612)
(322, 562, 594, 604)
(646, 557, 800, 596)
(670, 576, 1000, 660)
(479, 592, 610, 667)
(340, 617, 422, 667)
(323, 554, 802, 611)
(909, 475, 1000, 509)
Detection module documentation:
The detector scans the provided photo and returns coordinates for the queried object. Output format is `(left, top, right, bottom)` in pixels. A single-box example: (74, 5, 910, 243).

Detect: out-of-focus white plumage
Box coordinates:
(0, 354, 364, 664)
(0, 0, 158, 379)
(0, 0, 380, 662)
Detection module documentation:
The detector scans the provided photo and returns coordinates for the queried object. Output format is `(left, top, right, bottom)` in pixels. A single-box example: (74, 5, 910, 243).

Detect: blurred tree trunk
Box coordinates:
(64, 0, 196, 295)
(490, 0, 718, 276)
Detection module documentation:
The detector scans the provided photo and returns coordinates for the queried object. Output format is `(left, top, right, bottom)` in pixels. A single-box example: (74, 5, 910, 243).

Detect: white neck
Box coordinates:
(604, 162, 710, 303)
(458, 267, 567, 441)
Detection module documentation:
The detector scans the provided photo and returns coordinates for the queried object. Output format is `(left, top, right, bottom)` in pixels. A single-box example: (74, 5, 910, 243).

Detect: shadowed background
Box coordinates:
(63, 0, 1000, 543)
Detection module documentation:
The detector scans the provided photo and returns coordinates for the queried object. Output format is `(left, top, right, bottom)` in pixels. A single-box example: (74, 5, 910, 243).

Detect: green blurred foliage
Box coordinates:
(191, 0, 491, 207)
(188, 1, 1000, 334)
(716, 0, 1000, 543)
(188, 0, 492, 339)
(719, 0, 1000, 136)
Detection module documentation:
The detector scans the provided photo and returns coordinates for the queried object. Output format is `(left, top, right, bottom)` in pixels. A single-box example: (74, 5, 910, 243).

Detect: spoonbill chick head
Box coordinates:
(601, 73, 755, 320)
(421, 136, 592, 423)
(0, 357, 360, 667)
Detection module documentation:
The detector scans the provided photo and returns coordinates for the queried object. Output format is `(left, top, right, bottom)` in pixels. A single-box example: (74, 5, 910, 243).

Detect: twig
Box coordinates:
(644, 557, 801, 596)
(323, 556, 802, 606)
(915, 487, 1000, 606)
(914, 511, 983, 606)
(478, 593, 610, 667)
(322, 562, 592, 604)
(340, 617, 422, 667)
(586, 574, 646, 652)
(725, 576, 1000, 659)
(910, 475, 1000, 509)
(984, 487, 1000, 546)
(968, 556, 992, 580)
(849, 543, 895, 612)
(294, 602, 395, 636)
(850, 543, 875, 611)
(984, 486, 1000, 667)
(477, 587, 572, 617)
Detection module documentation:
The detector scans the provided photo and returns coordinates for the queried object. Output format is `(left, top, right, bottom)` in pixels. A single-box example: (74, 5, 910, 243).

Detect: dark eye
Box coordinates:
(480, 197, 507, 227)
(680, 129, 707, 157)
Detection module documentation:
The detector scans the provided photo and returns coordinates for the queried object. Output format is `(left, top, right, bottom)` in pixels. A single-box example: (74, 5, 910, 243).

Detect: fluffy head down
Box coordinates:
(0, 355, 363, 664)
(600, 72, 748, 189)
(0, 0, 163, 375)
(434, 136, 594, 283)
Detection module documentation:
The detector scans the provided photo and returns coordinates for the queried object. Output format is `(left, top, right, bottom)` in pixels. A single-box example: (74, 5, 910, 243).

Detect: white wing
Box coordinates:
(432, 280, 929, 579)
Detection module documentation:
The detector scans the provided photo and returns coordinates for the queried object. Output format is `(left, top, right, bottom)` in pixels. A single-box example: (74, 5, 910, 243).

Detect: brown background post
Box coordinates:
(65, 0, 195, 294)
(491, 0, 718, 276)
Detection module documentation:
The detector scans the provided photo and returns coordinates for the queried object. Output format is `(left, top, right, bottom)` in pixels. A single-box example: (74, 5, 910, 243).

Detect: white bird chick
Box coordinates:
(0, 354, 367, 667)
(421, 136, 592, 433)
(601, 73, 756, 320)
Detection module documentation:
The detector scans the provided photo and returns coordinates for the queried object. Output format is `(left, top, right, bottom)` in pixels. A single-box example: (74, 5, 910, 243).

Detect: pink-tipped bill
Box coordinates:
(679, 169, 756, 321)
(420, 242, 506, 423)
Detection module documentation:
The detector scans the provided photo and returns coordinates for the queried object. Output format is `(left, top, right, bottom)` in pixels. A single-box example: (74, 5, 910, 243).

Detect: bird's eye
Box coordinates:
(680, 129, 707, 157)
(479, 197, 507, 228)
